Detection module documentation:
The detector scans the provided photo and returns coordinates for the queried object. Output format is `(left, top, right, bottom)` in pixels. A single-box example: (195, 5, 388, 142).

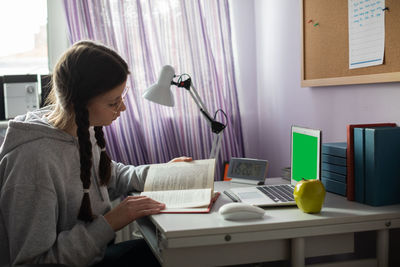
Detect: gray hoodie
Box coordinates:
(0, 107, 149, 266)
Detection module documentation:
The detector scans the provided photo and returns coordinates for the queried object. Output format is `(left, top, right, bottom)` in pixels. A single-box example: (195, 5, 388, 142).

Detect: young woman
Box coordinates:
(0, 41, 190, 266)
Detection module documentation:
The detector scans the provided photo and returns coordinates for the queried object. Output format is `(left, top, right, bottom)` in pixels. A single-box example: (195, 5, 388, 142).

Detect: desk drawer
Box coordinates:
(305, 233, 354, 257)
(154, 233, 354, 267)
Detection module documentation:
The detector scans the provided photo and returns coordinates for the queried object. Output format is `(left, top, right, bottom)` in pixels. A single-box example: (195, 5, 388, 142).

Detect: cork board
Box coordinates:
(301, 0, 400, 87)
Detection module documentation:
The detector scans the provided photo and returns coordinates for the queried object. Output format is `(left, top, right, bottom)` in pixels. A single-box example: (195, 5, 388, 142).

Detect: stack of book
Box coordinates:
(321, 142, 347, 196)
(353, 126, 400, 206)
(346, 123, 396, 201)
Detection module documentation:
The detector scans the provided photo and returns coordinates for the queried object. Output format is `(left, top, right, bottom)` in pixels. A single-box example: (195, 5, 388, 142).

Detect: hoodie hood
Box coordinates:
(0, 105, 117, 266)
(0, 106, 149, 266)
(0, 106, 77, 157)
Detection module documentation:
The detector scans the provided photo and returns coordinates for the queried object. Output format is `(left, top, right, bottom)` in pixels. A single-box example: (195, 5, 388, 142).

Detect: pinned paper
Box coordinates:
(348, 0, 385, 69)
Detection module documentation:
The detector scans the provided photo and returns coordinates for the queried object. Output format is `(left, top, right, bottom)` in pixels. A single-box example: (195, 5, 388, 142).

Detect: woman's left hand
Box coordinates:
(168, 156, 192, 163)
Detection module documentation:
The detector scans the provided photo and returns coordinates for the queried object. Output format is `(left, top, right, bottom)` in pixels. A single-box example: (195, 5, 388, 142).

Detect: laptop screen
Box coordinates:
(291, 126, 321, 183)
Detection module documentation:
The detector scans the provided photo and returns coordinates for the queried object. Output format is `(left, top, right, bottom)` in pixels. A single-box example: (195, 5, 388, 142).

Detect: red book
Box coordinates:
(346, 123, 396, 201)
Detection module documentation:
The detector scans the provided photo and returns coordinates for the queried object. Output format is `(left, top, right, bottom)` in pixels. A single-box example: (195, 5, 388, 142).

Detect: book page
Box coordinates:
(144, 159, 215, 192)
(140, 188, 212, 209)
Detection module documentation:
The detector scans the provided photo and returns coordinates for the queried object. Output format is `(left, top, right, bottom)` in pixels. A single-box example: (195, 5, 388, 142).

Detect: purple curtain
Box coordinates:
(62, 0, 244, 180)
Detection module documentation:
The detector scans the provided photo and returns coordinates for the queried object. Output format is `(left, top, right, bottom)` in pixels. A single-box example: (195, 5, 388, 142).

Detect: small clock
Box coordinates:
(227, 158, 269, 185)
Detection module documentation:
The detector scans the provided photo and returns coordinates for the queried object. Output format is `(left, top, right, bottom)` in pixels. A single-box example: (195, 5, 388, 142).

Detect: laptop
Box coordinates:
(225, 126, 321, 207)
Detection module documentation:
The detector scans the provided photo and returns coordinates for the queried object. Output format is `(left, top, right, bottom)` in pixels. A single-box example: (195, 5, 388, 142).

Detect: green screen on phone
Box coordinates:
(292, 132, 319, 182)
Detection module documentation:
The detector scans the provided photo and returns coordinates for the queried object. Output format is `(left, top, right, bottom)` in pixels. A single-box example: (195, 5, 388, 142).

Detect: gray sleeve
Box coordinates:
(107, 160, 150, 200)
(1, 184, 115, 267)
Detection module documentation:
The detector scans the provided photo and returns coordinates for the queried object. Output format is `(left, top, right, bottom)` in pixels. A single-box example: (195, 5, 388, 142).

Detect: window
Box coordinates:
(0, 0, 48, 75)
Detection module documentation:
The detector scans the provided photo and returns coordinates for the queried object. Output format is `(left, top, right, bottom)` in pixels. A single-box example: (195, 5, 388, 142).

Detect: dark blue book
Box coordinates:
(321, 177, 346, 196)
(321, 170, 346, 183)
(354, 126, 395, 204)
(322, 142, 347, 157)
(322, 154, 346, 166)
(364, 127, 400, 206)
(322, 162, 346, 175)
(353, 128, 365, 203)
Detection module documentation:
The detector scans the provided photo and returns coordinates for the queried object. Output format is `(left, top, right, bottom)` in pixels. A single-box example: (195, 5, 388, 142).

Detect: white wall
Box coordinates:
(231, 0, 400, 177)
(229, 0, 259, 159)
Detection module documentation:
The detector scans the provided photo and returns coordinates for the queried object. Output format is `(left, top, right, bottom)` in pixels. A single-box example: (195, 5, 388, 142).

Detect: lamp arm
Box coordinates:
(175, 76, 226, 134)
(189, 84, 225, 159)
(187, 84, 213, 122)
(189, 84, 226, 134)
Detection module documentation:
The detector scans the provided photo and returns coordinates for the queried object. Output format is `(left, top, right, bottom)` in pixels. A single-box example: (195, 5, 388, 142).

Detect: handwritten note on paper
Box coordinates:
(348, 0, 385, 69)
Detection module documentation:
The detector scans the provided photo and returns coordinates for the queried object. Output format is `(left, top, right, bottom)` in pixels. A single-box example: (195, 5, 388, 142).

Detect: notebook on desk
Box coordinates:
(225, 126, 321, 207)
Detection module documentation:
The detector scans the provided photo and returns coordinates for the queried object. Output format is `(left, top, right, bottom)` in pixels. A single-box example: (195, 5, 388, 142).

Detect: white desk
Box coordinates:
(135, 179, 400, 267)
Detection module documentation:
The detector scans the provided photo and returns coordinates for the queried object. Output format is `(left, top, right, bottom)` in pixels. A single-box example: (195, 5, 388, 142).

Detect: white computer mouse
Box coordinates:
(219, 202, 265, 220)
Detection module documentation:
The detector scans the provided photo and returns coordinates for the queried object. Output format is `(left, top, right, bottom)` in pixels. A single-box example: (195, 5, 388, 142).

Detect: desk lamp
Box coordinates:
(143, 65, 227, 159)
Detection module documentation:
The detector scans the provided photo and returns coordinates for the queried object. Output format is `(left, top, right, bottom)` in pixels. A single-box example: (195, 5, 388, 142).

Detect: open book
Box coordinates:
(140, 158, 219, 213)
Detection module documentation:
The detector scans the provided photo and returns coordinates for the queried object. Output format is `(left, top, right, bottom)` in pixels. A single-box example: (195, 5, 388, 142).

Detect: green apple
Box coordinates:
(293, 178, 326, 214)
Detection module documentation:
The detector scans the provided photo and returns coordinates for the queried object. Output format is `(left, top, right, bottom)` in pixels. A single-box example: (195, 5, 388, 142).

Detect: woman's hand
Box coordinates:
(104, 196, 165, 232)
(168, 156, 192, 163)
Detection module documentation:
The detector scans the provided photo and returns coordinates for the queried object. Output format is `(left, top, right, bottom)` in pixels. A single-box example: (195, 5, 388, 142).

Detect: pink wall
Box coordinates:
(231, 0, 400, 177)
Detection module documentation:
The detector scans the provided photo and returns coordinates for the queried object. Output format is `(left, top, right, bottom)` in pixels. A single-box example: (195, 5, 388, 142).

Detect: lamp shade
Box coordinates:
(142, 65, 176, 107)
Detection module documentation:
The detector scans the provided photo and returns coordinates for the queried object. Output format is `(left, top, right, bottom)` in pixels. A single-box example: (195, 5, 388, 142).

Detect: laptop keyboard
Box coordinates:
(256, 184, 295, 203)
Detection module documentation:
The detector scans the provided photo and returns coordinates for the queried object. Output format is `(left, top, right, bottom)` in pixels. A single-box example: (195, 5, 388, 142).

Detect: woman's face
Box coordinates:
(87, 80, 128, 126)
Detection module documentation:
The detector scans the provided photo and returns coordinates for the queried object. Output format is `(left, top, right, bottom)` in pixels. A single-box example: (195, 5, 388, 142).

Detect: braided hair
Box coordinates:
(47, 41, 129, 222)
